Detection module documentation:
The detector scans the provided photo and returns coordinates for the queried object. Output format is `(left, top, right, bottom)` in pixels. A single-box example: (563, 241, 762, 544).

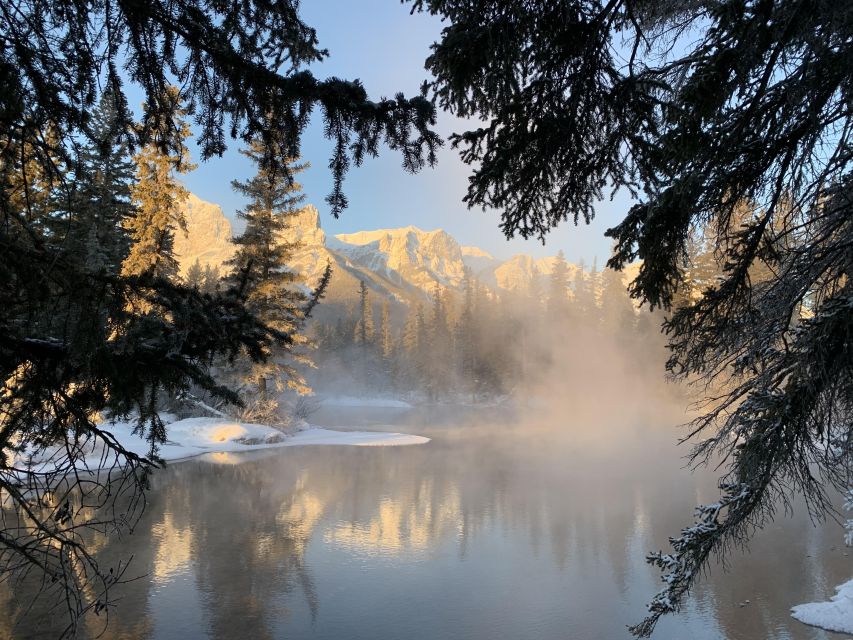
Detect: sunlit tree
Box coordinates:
(122, 87, 194, 280)
(226, 147, 329, 408)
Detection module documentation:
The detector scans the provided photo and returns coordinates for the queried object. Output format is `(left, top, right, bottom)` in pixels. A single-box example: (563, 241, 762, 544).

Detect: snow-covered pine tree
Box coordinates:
(226, 144, 322, 408)
(122, 87, 195, 280)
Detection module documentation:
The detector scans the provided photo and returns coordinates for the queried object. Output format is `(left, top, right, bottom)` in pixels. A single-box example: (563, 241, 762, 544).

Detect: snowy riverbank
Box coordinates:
(10, 416, 430, 473)
(116, 417, 429, 464)
(791, 578, 853, 635)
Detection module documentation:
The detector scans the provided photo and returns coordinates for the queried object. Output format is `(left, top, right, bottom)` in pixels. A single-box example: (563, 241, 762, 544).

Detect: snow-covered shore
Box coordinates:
(11, 417, 430, 472)
(120, 417, 429, 463)
(791, 578, 853, 635)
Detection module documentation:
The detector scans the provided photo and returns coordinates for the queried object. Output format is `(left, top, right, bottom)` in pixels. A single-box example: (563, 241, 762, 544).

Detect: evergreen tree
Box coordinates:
(546, 250, 571, 320)
(70, 90, 135, 275)
(456, 268, 478, 396)
(4, 125, 65, 233)
(379, 301, 394, 388)
(201, 265, 221, 295)
(526, 270, 544, 310)
(572, 259, 596, 320)
(379, 300, 393, 361)
(599, 267, 635, 336)
(588, 257, 601, 325)
(354, 280, 374, 346)
(187, 261, 220, 295)
(415, 303, 430, 387)
(122, 87, 194, 280)
(427, 284, 452, 400)
(185, 259, 206, 290)
(226, 146, 318, 403)
(399, 304, 423, 389)
(402, 306, 421, 355)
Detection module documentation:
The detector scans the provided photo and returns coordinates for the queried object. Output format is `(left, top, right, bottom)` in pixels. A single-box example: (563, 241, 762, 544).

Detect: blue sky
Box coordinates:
(180, 0, 630, 263)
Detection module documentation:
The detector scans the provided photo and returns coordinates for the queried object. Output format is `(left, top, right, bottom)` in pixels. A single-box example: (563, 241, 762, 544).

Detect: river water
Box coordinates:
(2, 401, 850, 639)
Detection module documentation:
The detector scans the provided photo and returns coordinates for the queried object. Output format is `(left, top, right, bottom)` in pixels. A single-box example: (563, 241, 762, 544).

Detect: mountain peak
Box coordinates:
(174, 193, 234, 275)
(461, 246, 494, 259)
(287, 203, 325, 248)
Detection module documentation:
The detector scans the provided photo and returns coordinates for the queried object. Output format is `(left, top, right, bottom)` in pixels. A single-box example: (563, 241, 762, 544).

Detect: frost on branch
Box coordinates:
(630, 483, 756, 637)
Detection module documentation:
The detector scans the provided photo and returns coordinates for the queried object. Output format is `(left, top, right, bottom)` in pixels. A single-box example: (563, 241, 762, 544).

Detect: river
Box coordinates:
(2, 401, 850, 639)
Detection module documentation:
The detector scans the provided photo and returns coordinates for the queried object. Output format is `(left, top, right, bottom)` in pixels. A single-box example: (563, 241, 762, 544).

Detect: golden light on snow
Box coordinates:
(203, 451, 246, 465)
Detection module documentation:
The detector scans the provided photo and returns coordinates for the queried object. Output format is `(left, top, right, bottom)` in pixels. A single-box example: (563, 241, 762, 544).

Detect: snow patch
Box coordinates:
(791, 578, 853, 635)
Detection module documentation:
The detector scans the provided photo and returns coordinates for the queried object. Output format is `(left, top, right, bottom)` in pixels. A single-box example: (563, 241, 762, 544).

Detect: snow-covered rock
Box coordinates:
(288, 203, 326, 249)
(494, 254, 538, 291)
(460, 245, 499, 277)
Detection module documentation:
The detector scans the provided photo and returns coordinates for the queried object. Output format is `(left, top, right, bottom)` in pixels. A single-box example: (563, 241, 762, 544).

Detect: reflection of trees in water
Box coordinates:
(0, 488, 155, 640)
(163, 457, 323, 639)
(2, 411, 846, 639)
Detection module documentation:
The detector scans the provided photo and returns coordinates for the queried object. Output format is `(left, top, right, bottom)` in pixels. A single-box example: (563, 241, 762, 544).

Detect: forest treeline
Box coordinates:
(310, 257, 665, 401)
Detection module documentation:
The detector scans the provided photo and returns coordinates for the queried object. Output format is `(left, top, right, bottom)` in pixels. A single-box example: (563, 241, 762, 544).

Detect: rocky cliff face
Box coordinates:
(173, 193, 234, 275)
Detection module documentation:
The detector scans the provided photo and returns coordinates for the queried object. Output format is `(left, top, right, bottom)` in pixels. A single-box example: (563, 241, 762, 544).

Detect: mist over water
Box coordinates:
(1, 377, 847, 639)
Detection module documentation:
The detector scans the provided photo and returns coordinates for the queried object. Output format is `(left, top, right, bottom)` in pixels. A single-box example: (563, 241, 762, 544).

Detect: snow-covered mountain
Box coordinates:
(174, 193, 632, 312)
(329, 226, 468, 291)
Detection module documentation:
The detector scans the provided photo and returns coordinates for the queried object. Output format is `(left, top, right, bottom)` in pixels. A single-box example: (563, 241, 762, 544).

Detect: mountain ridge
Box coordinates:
(175, 193, 636, 313)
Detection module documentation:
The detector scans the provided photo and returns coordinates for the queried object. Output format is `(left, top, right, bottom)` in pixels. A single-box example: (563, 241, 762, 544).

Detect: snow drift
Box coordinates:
(791, 578, 853, 635)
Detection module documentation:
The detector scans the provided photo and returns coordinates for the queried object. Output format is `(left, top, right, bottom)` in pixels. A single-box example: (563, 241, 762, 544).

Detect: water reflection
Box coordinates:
(2, 403, 850, 639)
